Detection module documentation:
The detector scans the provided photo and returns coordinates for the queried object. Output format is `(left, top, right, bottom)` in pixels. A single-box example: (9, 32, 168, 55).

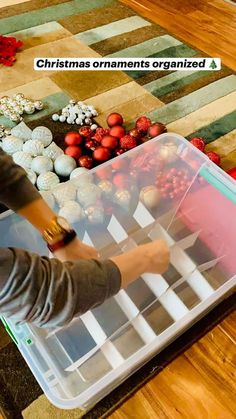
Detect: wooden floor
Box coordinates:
(110, 311, 236, 419)
(120, 0, 236, 71)
(111, 1, 236, 418)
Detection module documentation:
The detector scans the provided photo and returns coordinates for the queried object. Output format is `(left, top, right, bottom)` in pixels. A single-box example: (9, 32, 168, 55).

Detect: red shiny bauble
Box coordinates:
(85, 139, 98, 151)
(96, 166, 113, 180)
(135, 116, 152, 134)
(107, 112, 123, 127)
(206, 151, 221, 166)
(109, 125, 126, 139)
(65, 146, 82, 159)
(227, 167, 236, 180)
(113, 173, 129, 189)
(112, 157, 127, 170)
(148, 122, 167, 138)
(93, 146, 111, 162)
(64, 131, 82, 146)
(190, 137, 205, 152)
(78, 155, 93, 169)
(120, 135, 137, 150)
(129, 128, 142, 140)
(79, 126, 92, 137)
(101, 135, 118, 150)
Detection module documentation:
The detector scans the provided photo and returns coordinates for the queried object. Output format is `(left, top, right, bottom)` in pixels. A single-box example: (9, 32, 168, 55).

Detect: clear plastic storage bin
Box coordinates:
(1, 133, 235, 411)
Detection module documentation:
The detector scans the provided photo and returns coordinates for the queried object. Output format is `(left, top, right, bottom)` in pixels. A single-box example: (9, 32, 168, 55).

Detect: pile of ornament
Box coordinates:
(0, 121, 78, 190)
(52, 100, 98, 126)
(189, 137, 221, 166)
(0, 93, 44, 123)
(63, 113, 167, 169)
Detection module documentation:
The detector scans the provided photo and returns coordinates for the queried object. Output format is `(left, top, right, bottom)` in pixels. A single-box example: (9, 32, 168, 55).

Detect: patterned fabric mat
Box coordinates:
(0, 0, 236, 417)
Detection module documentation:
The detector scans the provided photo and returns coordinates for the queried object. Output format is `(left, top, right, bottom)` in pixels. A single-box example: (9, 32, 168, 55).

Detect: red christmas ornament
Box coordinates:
(135, 116, 152, 134)
(227, 167, 236, 180)
(92, 127, 110, 143)
(96, 166, 113, 180)
(107, 112, 123, 127)
(113, 173, 130, 189)
(112, 157, 127, 170)
(109, 125, 126, 139)
(148, 122, 167, 138)
(120, 135, 137, 150)
(85, 139, 98, 151)
(129, 128, 142, 140)
(156, 168, 190, 200)
(190, 137, 205, 152)
(65, 146, 82, 159)
(79, 126, 92, 138)
(78, 155, 93, 169)
(93, 146, 111, 162)
(206, 151, 221, 166)
(101, 135, 118, 150)
(64, 131, 82, 146)
(0, 35, 23, 66)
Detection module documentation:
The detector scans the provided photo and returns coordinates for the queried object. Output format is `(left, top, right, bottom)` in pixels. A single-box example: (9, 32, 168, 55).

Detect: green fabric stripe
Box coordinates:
(0, 92, 70, 128)
(0, 0, 114, 34)
(149, 70, 213, 97)
(144, 70, 197, 94)
(106, 34, 181, 58)
(125, 44, 196, 80)
(187, 110, 236, 144)
(147, 75, 236, 124)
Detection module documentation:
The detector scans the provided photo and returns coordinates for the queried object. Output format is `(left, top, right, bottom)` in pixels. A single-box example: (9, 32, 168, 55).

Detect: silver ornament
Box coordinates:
(139, 186, 161, 209)
(52, 182, 77, 207)
(52, 114, 59, 121)
(13, 151, 32, 169)
(4, 128, 11, 136)
(77, 184, 101, 207)
(14, 93, 24, 102)
(114, 189, 131, 209)
(31, 156, 53, 175)
(75, 118, 83, 125)
(85, 205, 104, 224)
(2, 136, 23, 154)
(59, 201, 83, 224)
(85, 118, 91, 125)
(67, 117, 75, 124)
(43, 142, 63, 161)
(37, 172, 60, 191)
(59, 115, 66, 123)
(24, 104, 35, 115)
(23, 140, 44, 156)
(98, 180, 113, 198)
(85, 111, 92, 118)
(34, 100, 44, 111)
(10, 113, 22, 122)
(54, 154, 77, 177)
(32, 126, 53, 147)
(91, 124, 98, 131)
(91, 109, 98, 116)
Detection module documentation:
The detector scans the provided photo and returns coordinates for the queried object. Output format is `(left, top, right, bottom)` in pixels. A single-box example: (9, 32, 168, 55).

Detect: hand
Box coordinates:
(54, 237, 99, 262)
(138, 240, 170, 275)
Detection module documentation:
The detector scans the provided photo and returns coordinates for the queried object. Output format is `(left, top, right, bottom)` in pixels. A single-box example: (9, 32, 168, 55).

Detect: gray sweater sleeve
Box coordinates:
(0, 248, 121, 328)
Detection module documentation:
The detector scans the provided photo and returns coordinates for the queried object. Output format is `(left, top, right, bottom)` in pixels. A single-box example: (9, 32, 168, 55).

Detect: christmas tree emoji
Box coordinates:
(209, 59, 217, 69)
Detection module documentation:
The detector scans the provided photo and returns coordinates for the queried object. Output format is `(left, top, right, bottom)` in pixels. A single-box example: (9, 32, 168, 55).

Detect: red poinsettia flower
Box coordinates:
(0, 35, 23, 66)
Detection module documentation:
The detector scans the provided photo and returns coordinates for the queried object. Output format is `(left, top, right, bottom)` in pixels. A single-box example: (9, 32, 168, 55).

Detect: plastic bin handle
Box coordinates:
(200, 166, 236, 204)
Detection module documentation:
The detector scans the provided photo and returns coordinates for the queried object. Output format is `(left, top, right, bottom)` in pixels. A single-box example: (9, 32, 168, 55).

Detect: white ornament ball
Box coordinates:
(2, 136, 23, 154)
(34, 100, 44, 111)
(52, 114, 59, 121)
(26, 169, 37, 185)
(77, 184, 101, 207)
(75, 118, 83, 125)
(91, 124, 98, 131)
(98, 180, 113, 198)
(159, 142, 178, 163)
(139, 185, 161, 209)
(23, 140, 44, 156)
(70, 167, 93, 187)
(11, 121, 32, 142)
(54, 154, 76, 177)
(85, 205, 104, 225)
(31, 156, 53, 175)
(37, 171, 60, 191)
(114, 189, 131, 208)
(59, 201, 83, 224)
(13, 151, 32, 169)
(43, 142, 63, 161)
(32, 126, 53, 147)
(52, 182, 77, 207)
(59, 115, 66, 123)
(40, 190, 55, 209)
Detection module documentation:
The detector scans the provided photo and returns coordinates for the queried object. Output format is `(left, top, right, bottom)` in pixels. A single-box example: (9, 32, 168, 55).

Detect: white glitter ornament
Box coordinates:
(52, 114, 59, 121)
(52, 182, 77, 207)
(43, 142, 63, 161)
(31, 156, 53, 175)
(13, 151, 32, 169)
(85, 205, 104, 225)
(37, 172, 60, 191)
(98, 180, 113, 198)
(59, 201, 83, 224)
(11, 121, 32, 142)
(40, 190, 55, 209)
(32, 126, 53, 147)
(114, 189, 131, 209)
(77, 184, 101, 207)
(139, 185, 161, 209)
(159, 142, 178, 163)
(54, 155, 76, 177)
(23, 140, 44, 156)
(26, 169, 37, 185)
(70, 167, 93, 187)
(2, 136, 23, 154)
